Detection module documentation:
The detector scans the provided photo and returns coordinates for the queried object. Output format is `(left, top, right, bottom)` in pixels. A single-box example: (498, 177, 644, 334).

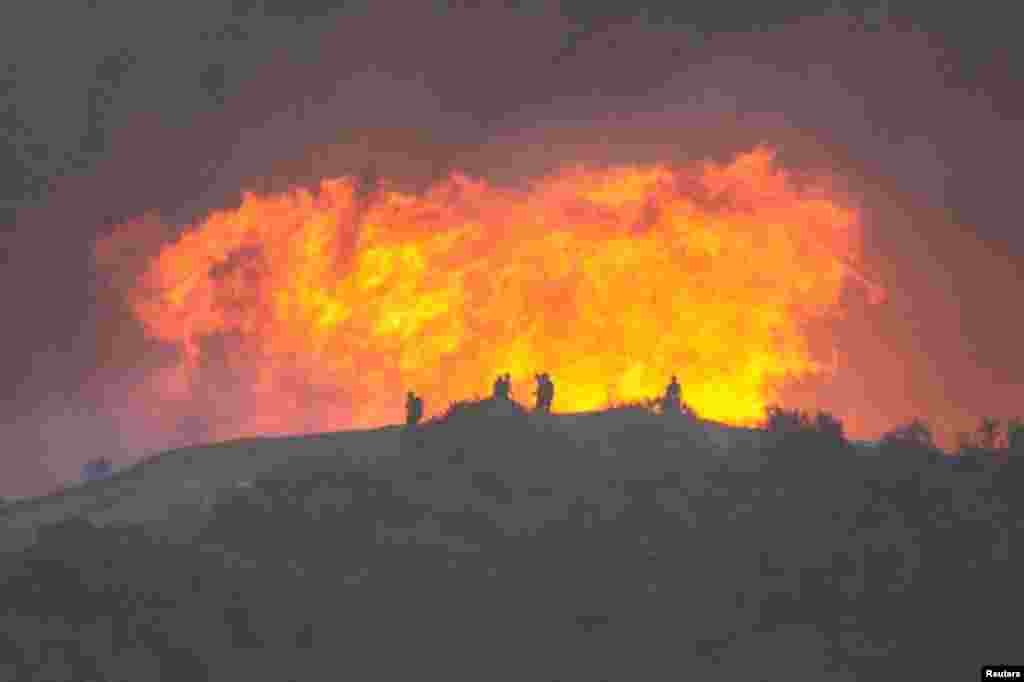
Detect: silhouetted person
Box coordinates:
(663, 375, 682, 414)
(534, 372, 554, 412)
(494, 373, 511, 400)
(406, 391, 423, 426)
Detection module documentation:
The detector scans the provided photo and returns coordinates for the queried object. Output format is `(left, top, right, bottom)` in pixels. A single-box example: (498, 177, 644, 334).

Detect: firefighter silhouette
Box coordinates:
(405, 391, 424, 426)
(493, 373, 511, 400)
(663, 375, 682, 414)
(534, 373, 554, 412)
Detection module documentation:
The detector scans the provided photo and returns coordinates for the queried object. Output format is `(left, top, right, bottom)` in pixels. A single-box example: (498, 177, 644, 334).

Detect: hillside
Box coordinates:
(1, 402, 1019, 681)
(0, 408, 771, 551)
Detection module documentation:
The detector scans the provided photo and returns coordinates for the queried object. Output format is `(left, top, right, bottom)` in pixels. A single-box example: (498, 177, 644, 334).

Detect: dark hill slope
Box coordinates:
(1, 402, 1020, 681)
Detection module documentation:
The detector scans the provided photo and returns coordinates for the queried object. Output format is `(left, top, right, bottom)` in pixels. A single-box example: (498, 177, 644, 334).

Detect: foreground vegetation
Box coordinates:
(1, 400, 1021, 680)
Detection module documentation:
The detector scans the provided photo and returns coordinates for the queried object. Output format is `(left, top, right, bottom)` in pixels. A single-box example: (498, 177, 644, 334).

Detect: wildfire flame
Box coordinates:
(96, 146, 884, 442)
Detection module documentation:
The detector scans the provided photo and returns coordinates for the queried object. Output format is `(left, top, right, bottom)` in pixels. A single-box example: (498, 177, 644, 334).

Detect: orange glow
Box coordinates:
(98, 147, 884, 441)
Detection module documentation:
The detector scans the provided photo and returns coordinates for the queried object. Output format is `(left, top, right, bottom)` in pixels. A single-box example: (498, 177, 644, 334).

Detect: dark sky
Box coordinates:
(3, 1, 1022, 496)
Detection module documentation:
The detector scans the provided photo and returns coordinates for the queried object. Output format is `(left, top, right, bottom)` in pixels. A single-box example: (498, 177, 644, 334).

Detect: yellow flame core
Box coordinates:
(114, 147, 880, 437)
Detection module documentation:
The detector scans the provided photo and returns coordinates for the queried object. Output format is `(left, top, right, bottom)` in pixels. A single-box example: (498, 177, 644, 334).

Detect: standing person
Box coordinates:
(663, 375, 682, 414)
(406, 391, 423, 426)
(534, 372, 554, 412)
(494, 373, 511, 400)
(536, 372, 552, 409)
(541, 373, 554, 412)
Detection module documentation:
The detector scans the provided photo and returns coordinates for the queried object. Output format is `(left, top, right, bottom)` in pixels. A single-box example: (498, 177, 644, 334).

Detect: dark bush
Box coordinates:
(428, 397, 530, 426)
(81, 456, 113, 482)
(881, 418, 936, 452)
(763, 405, 813, 435)
(814, 410, 846, 445)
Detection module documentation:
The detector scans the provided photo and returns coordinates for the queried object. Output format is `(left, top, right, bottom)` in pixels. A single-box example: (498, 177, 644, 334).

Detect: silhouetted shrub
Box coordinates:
(880, 418, 935, 453)
(605, 400, 658, 420)
(814, 411, 846, 445)
(955, 431, 976, 454)
(764, 405, 813, 435)
(81, 456, 113, 482)
(760, 406, 849, 459)
(763, 405, 813, 451)
(979, 416, 1001, 449)
(603, 396, 699, 422)
(428, 397, 530, 426)
(1008, 417, 1024, 452)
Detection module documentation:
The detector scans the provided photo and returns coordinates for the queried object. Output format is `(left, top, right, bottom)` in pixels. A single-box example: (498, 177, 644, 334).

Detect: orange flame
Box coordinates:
(97, 146, 884, 440)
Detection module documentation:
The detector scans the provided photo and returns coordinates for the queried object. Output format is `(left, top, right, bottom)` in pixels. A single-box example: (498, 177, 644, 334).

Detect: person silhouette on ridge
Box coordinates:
(493, 373, 511, 400)
(406, 391, 424, 426)
(534, 372, 554, 413)
(663, 375, 682, 414)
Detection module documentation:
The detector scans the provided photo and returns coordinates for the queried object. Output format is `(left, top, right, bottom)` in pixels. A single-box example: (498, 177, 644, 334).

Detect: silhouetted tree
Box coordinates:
(1008, 417, 1024, 452)
(977, 416, 1001, 451)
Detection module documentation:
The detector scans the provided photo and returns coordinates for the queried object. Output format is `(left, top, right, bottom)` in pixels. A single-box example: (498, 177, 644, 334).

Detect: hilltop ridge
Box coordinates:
(0, 400, 1018, 680)
(0, 405, 845, 550)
